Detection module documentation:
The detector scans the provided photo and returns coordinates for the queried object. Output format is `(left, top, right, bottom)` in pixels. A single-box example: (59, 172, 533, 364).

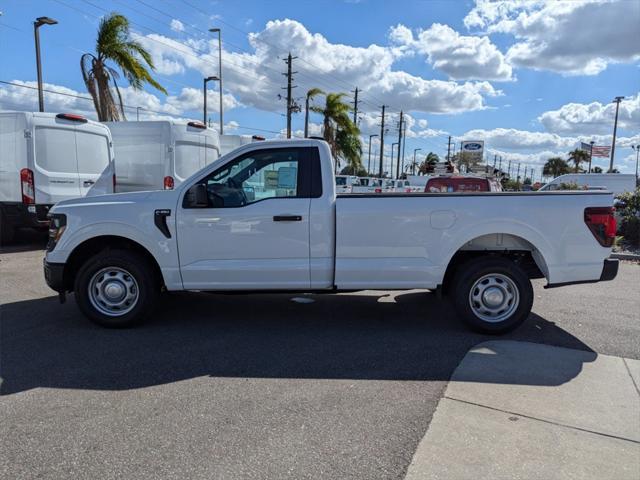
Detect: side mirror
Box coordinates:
(186, 183, 209, 208)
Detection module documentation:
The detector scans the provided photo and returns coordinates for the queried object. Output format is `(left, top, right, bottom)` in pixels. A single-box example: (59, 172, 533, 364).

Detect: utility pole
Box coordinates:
(524, 166, 528, 180)
(507, 159, 511, 178)
(609, 96, 624, 172)
(396, 110, 404, 179)
(401, 124, 407, 176)
(367, 134, 378, 174)
(516, 163, 521, 183)
(447, 136, 452, 162)
(378, 105, 387, 177)
(282, 52, 297, 139)
(390, 143, 399, 179)
(493, 154, 497, 172)
(588, 140, 595, 173)
(632, 145, 640, 181)
(351, 87, 359, 125)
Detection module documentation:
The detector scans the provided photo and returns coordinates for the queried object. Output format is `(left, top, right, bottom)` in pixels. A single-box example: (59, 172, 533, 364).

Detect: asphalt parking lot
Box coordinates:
(1, 238, 639, 480)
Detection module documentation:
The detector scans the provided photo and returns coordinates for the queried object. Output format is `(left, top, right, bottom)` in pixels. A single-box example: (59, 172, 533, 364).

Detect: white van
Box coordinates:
(219, 134, 264, 156)
(105, 120, 221, 192)
(539, 173, 636, 195)
(0, 111, 114, 243)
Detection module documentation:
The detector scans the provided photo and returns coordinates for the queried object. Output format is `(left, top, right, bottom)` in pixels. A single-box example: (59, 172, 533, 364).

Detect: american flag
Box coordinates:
(591, 145, 611, 157)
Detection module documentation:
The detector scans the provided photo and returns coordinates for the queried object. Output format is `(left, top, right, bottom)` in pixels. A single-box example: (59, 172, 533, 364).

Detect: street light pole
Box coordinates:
(413, 148, 421, 175)
(367, 134, 378, 175)
(588, 140, 594, 173)
(210, 28, 223, 134)
(33, 16, 57, 112)
(609, 96, 624, 172)
(632, 145, 640, 182)
(203, 76, 219, 126)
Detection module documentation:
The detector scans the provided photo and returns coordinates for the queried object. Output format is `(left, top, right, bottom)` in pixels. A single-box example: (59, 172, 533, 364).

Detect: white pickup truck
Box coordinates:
(44, 139, 618, 333)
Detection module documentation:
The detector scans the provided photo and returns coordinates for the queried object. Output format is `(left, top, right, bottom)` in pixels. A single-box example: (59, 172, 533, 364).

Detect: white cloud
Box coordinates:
(465, 0, 640, 76)
(539, 94, 640, 135)
(0, 80, 240, 122)
(135, 19, 502, 115)
(389, 23, 513, 81)
(170, 19, 185, 33)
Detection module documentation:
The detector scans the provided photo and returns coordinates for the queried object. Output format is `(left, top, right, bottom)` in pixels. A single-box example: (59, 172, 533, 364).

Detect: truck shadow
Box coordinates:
(0, 290, 596, 395)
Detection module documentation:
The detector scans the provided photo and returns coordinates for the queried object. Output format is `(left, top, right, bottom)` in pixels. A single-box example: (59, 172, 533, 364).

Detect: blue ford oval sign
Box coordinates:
(463, 142, 483, 151)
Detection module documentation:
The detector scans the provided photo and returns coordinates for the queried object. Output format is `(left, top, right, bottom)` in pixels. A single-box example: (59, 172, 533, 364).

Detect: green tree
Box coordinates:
(568, 148, 589, 173)
(418, 152, 439, 174)
(542, 157, 570, 178)
(311, 92, 361, 171)
(81, 13, 166, 121)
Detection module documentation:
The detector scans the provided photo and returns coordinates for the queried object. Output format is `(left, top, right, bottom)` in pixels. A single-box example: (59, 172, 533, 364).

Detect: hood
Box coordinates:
(50, 190, 177, 213)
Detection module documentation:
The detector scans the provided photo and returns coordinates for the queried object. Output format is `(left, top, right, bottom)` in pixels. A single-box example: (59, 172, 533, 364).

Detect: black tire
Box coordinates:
(74, 249, 159, 328)
(451, 256, 533, 334)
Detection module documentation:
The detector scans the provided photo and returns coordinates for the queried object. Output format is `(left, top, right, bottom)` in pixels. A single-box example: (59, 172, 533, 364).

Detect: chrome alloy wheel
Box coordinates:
(88, 267, 139, 317)
(468, 273, 519, 323)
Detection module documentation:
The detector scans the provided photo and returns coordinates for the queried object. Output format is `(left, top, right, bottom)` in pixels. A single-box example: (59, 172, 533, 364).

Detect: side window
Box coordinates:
(34, 127, 77, 173)
(76, 131, 110, 175)
(197, 148, 302, 208)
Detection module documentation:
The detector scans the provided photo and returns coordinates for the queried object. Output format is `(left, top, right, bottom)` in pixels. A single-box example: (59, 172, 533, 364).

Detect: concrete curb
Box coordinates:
(611, 252, 640, 261)
(404, 341, 640, 480)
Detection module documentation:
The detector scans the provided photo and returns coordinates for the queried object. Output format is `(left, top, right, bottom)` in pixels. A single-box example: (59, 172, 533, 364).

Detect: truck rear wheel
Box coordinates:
(74, 249, 158, 328)
(451, 256, 533, 334)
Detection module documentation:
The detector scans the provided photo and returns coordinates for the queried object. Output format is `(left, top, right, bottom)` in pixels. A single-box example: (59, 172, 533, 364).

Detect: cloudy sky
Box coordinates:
(1, 0, 639, 176)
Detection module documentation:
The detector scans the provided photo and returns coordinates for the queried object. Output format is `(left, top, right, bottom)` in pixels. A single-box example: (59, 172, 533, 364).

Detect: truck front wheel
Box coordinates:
(451, 256, 533, 334)
(74, 249, 159, 328)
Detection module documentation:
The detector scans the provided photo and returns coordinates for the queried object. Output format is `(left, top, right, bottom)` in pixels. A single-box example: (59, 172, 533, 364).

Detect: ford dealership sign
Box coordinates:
(461, 141, 484, 152)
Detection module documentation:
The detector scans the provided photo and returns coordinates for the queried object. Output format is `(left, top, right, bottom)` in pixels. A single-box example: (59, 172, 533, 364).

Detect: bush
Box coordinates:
(616, 188, 640, 247)
(620, 217, 640, 247)
(557, 181, 580, 190)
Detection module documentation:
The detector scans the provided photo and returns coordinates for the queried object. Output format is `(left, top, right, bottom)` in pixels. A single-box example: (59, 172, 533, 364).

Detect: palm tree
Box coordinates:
(81, 13, 166, 121)
(543, 157, 570, 178)
(568, 148, 589, 173)
(419, 152, 439, 174)
(304, 88, 324, 138)
(311, 93, 361, 170)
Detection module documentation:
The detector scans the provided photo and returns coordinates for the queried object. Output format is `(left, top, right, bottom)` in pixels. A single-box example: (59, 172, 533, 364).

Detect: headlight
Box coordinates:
(47, 213, 67, 252)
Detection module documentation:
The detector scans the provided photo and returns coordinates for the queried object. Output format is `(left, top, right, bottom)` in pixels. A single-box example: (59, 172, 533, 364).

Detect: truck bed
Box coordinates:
(334, 190, 614, 289)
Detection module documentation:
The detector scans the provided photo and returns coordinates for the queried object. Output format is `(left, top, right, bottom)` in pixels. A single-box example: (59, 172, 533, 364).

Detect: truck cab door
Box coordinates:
(177, 146, 318, 290)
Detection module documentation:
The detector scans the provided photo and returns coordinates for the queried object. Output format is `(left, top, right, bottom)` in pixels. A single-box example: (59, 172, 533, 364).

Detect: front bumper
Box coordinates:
(43, 258, 65, 292)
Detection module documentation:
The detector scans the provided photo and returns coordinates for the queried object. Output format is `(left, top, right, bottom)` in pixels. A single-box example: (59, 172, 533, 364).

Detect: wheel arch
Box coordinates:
(62, 235, 165, 292)
(440, 232, 549, 296)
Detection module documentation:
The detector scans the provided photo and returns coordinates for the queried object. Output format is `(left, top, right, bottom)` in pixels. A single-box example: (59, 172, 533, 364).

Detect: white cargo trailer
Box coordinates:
(0, 111, 114, 243)
(105, 120, 220, 192)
